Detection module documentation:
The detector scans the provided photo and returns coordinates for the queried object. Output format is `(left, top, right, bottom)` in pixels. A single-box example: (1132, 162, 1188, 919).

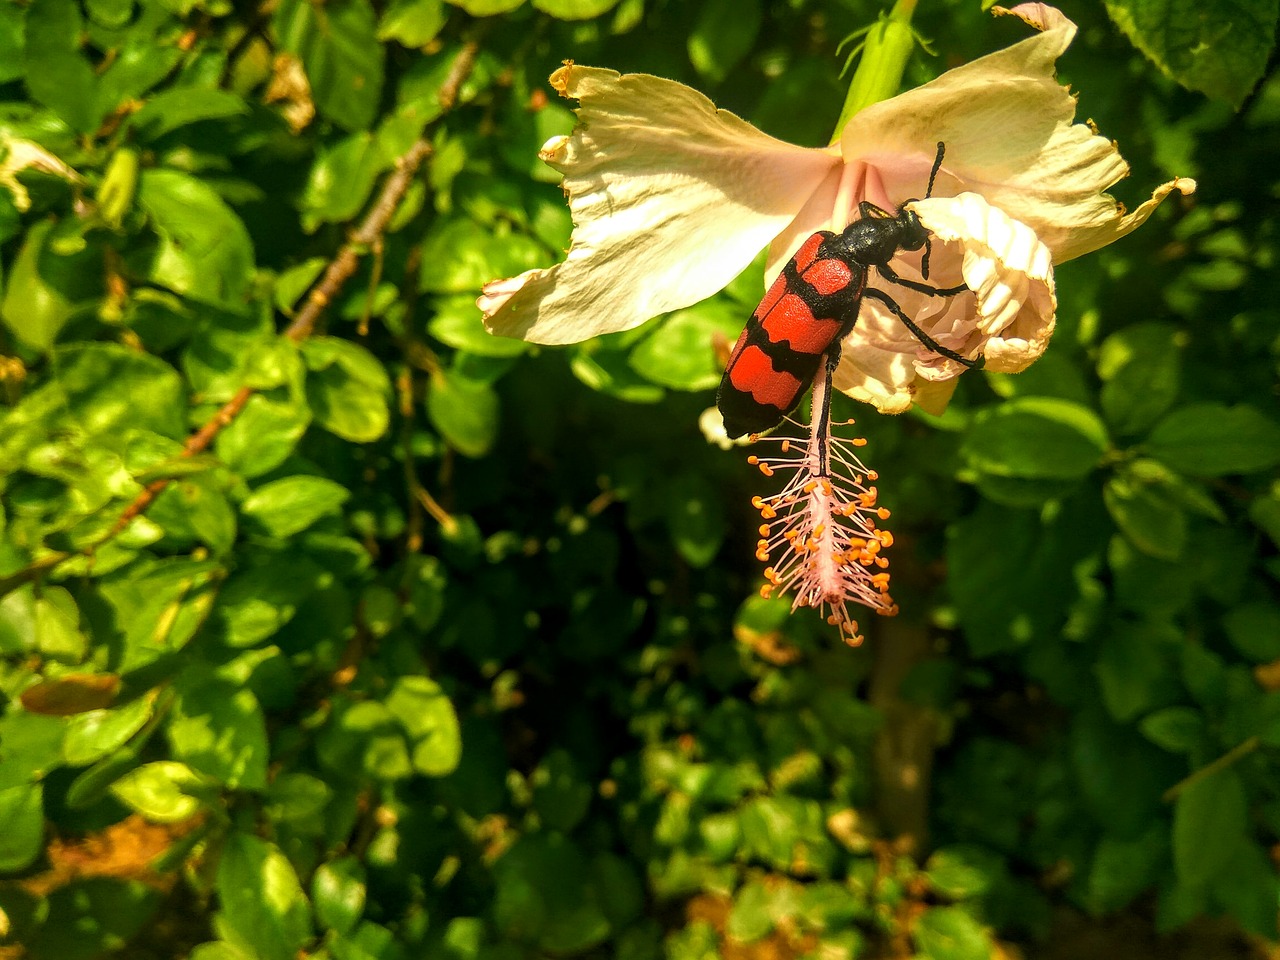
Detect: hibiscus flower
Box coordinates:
(480, 3, 1193, 414)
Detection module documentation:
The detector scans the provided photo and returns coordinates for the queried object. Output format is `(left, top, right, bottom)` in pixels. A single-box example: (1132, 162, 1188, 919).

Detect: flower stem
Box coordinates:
(830, 0, 919, 144)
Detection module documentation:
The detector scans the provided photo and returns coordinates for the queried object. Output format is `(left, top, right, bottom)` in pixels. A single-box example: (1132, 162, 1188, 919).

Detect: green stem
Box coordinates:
(1162, 736, 1260, 803)
(830, 0, 919, 145)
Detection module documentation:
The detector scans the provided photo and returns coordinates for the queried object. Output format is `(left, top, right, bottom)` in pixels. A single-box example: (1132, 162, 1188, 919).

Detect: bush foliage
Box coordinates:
(1, 0, 1279, 957)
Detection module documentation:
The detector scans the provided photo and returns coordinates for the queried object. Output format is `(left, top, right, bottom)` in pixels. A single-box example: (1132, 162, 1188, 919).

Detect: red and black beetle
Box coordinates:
(716, 142, 982, 439)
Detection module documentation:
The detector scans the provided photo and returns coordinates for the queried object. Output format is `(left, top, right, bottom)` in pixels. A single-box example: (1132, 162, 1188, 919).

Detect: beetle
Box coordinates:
(716, 142, 983, 439)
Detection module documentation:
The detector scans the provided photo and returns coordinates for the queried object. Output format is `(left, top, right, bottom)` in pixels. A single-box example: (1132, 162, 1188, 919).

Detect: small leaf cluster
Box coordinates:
(0, 0, 1278, 959)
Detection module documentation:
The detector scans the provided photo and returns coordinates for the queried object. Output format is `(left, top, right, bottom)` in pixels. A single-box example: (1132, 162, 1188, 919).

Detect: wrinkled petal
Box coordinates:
(913, 192, 1056, 373)
(838, 3, 1194, 264)
(834, 193, 1056, 412)
(483, 64, 840, 344)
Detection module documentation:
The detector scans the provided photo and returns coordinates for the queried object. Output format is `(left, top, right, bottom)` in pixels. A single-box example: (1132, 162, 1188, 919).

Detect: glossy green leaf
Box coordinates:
(1097, 322, 1182, 436)
(1103, 468, 1187, 560)
(0, 783, 43, 871)
(629, 301, 743, 391)
(312, 855, 366, 935)
(1139, 707, 1205, 753)
(62, 698, 154, 767)
(215, 392, 312, 479)
(138, 169, 255, 307)
(379, 0, 448, 46)
(688, 0, 763, 81)
(532, 0, 617, 17)
(1, 219, 102, 351)
(300, 133, 388, 231)
(23, 0, 101, 132)
(531, 748, 592, 832)
(1223, 602, 1280, 662)
(303, 337, 392, 442)
(1145, 403, 1280, 476)
(1173, 767, 1249, 888)
(427, 369, 499, 457)
(216, 832, 313, 960)
(110, 761, 211, 822)
(130, 88, 250, 140)
(385, 675, 462, 776)
(274, 0, 385, 131)
(1104, 0, 1278, 107)
(912, 906, 993, 960)
(962, 397, 1109, 480)
(242, 475, 350, 538)
(169, 676, 269, 789)
(444, 0, 524, 14)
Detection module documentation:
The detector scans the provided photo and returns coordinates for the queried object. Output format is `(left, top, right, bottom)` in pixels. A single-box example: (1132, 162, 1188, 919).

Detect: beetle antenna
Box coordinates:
(926, 141, 945, 199)
(921, 236, 932, 280)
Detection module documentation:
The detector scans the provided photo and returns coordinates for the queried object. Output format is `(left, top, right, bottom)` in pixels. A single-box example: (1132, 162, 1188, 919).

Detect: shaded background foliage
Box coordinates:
(0, 0, 1278, 957)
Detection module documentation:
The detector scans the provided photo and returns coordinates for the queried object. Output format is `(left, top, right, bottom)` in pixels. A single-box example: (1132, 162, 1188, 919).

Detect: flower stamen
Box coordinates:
(747, 364, 898, 646)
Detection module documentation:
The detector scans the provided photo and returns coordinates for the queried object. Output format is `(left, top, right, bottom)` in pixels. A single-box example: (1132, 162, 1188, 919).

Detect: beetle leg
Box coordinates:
(862, 288, 985, 369)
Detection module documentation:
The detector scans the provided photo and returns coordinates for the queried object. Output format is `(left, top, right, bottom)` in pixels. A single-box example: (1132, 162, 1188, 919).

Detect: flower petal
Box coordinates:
(837, 4, 1194, 264)
(833, 193, 1056, 413)
(913, 193, 1056, 375)
(482, 64, 840, 344)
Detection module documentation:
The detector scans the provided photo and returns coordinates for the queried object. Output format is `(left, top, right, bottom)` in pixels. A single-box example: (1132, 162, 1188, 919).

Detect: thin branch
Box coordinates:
(1162, 736, 1260, 803)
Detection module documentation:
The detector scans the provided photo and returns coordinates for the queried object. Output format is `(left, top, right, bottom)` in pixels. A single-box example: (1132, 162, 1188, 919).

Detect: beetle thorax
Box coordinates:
(828, 207, 928, 268)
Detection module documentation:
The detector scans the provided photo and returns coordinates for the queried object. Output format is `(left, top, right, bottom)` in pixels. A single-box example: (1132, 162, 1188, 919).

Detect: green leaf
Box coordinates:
(445, 0, 524, 14)
(302, 337, 392, 442)
(0, 783, 43, 872)
(532, 0, 618, 16)
(1173, 767, 1249, 888)
(687, 0, 763, 82)
(493, 834, 612, 954)
(629, 301, 743, 391)
(1144, 403, 1280, 476)
(0, 3, 24, 83)
(300, 133, 389, 231)
(1098, 322, 1182, 437)
(130, 88, 250, 140)
(242, 476, 350, 539)
(57, 342, 187, 439)
(110, 761, 212, 822)
(430, 295, 528, 357)
(962, 397, 1109, 480)
(274, 0, 385, 131)
(427, 369, 499, 458)
(216, 832, 313, 960)
(385, 675, 462, 776)
(1223, 602, 1280, 662)
(531, 748, 592, 833)
(1096, 620, 1182, 723)
(1140, 707, 1205, 753)
(169, 676, 269, 789)
(312, 855, 366, 935)
(726, 880, 773, 943)
(215, 551, 327, 647)
(215, 393, 312, 479)
(912, 906, 993, 960)
(378, 0, 447, 46)
(138, 169, 255, 307)
(62, 698, 154, 767)
(1103, 465, 1188, 560)
(924, 846, 999, 900)
(149, 478, 239, 555)
(0, 710, 66, 790)
(420, 217, 548, 294)
(664, 472, 726, 568)
(1104, 0, 1279, 108)
(23, 0, 101, 132)
(1, 219, 103, 351)
(1085, 826, 1166, 914)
